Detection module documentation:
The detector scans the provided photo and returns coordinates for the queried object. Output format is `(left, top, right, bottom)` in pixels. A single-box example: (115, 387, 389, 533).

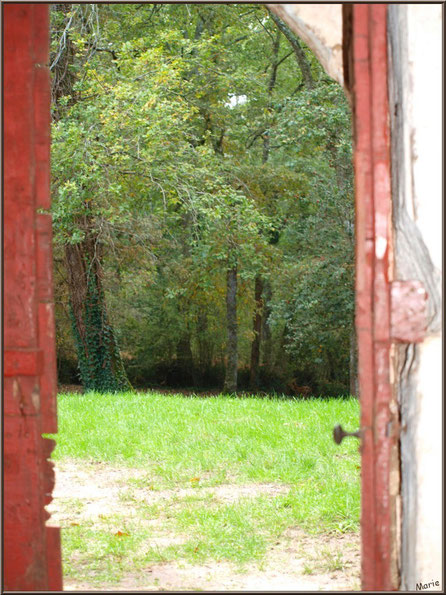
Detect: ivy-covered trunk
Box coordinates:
(223, 265, 238, 393)
(65, 232, 131, 392)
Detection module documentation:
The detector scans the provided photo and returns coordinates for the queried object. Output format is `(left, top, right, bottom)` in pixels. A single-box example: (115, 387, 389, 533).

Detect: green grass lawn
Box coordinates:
(47, 391, 360, 586)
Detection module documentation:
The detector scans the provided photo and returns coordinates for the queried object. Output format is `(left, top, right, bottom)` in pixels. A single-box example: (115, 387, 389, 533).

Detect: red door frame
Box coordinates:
(3, 3, 62, 591)
(350, 5, 399, 591)
(3, 3, 397, 591)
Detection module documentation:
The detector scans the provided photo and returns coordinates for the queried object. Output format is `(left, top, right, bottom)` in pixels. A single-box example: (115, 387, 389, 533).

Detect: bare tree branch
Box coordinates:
(267, 9, 315, 90)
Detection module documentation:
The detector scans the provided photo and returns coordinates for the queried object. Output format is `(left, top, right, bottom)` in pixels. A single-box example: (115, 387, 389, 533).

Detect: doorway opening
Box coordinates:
(46, 4, 361, 591)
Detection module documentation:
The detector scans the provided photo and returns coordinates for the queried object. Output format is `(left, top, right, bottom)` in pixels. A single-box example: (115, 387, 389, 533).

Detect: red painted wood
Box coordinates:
(3, 4, 62, 590)
(352, 4, 396, 590)
(370, 6, 393, 588)
(46, 526, 64, 590)
(4, 349, 44, 377)
(352, 4, 376, 589)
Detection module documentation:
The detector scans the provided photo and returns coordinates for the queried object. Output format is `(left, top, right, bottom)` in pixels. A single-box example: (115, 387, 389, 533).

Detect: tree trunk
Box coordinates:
(268, 10, 315, 90)
(51, 7, 130, 392)
(65, 227, 131, 392)
(197, 310, 212, 376)
(223, 265, 238, 393)
(249, 276, 264, 390)
(261, 280, 273, 372)
(51, 4, 78, 121)
(248, 33, 280, 391)
(176, 332, 195, 385)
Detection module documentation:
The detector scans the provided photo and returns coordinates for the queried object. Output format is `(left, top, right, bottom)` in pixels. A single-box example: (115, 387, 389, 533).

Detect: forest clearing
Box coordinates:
(47, 391, 360, 590)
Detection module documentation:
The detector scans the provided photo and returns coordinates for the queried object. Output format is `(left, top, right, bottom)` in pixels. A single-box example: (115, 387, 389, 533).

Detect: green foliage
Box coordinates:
(51, 4, 355, 395)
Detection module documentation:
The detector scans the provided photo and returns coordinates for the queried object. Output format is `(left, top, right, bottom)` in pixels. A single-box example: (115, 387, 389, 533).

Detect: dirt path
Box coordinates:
(47, 461, 360, 591)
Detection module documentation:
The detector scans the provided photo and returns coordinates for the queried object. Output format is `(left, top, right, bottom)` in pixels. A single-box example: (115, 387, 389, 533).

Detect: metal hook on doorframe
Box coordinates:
(333, 424, 362, 445)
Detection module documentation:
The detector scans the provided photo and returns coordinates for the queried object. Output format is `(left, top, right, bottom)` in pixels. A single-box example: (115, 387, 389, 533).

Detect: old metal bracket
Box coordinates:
(390, 280, 427, 343)
(333, 424, 362, 444)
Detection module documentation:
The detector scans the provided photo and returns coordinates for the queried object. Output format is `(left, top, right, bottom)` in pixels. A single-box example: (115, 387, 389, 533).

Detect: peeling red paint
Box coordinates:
(351, 4, 398, 590)
(3, 4, 62, 590)
(4, 350, 44, 377)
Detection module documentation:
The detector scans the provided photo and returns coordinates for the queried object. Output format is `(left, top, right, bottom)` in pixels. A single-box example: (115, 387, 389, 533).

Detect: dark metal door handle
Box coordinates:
(333, 424, 362, 445)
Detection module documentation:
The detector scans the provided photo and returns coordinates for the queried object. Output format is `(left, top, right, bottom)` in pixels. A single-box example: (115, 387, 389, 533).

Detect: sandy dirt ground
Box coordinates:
(47, 461, 360, 591)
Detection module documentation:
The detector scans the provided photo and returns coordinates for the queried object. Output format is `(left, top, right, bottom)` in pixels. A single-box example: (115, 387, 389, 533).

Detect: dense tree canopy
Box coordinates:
(51, 3, 355, 396)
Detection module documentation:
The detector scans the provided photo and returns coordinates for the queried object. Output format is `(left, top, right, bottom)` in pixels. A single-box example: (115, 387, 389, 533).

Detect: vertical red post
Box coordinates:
(3, 3, 62, 590)
(352, 4, 396, 590)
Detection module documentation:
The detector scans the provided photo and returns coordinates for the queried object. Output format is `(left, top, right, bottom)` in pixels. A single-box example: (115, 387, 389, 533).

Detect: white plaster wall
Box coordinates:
(415, 335, 443, 588)
(407, 6, 442, 272)
(406, 6, 442, 589)
(388, 4, 443, 591)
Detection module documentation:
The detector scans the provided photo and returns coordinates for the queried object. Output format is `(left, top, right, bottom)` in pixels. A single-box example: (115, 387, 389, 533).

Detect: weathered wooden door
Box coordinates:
(3, 3, 62, 590)
(345, 5, 426, 591)
(350, 5, 398, 590)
